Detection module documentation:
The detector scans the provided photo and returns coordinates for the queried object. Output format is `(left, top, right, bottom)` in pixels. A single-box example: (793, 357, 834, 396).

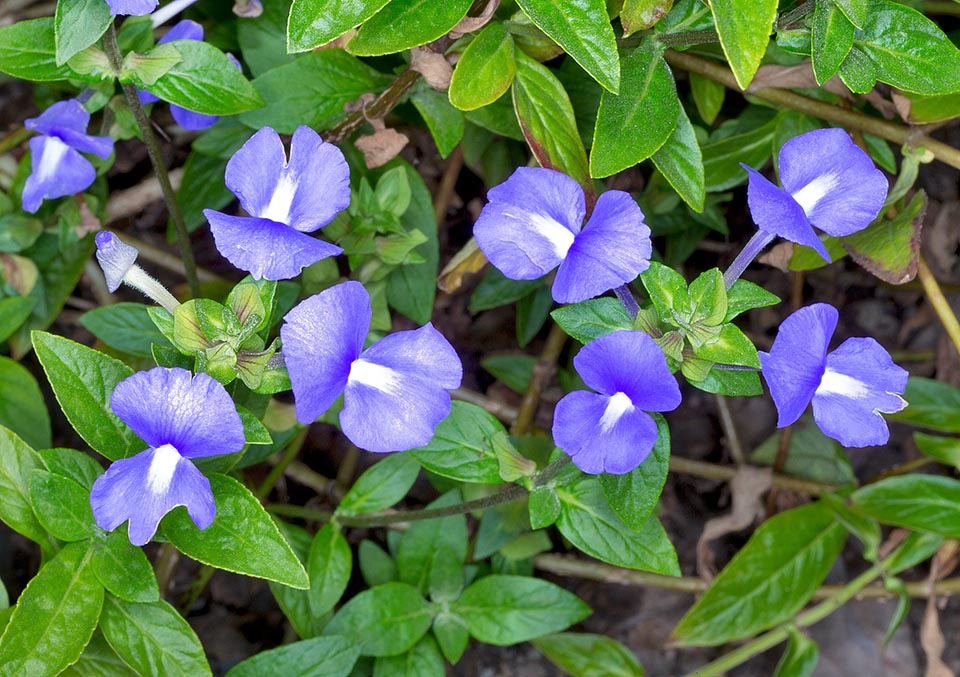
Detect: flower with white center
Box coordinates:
(473, 167, 652, 304)
(21, 99, 114, 213)
(552, 330, 681, 474)
(90, 368, 245, 546)
(759, 303, 908, 448)
(280, 281, 463, 452)
(205, 126, 350, 280)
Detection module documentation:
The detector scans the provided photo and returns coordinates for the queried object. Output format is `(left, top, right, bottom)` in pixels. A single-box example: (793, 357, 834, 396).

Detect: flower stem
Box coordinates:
(723, 230, 775, 288)
(123, 265, 181, 313)
(255, 425, 309, 499)
(103, 22, 201, 298)
(917, 255, 960, 356)
(613, 284, 640, 319)
(150, 0, 200, 26)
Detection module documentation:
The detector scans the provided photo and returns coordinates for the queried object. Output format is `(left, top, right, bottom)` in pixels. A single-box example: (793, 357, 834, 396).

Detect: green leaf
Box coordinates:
(640, 261, 689, 321)
(270, 521, 326, 639)
(32, 331, 141, 461)
(888, 377, 960, 432)
(811, 0, 854, 85)
(92, 530, 160, 604)
(163, 474, 309, 589)
(701, 115, 778, 192)
(29, 469, 93, 542)
(516, 283, 553, 347)
(851, 0, 960, 95)
(512, 50, 591, 193)
(774, 628, 819, 677)
(337, 453, 420, 516)
(0, 296, 35, 343)
(99, 596, 211, 677)
(55, 0, 112, 65)
(694, 324, 760, 368)
(0, 541, 104, 676)
(453, 575, 590, 645)
(834, 0, 867, 27)
(689, 71, 724, 125)
(850, 475, 960, 538)
(410, 401, 508, 483)
(40, 447, 103, 490)
(600, 413, 669, 530)
(237, 0, 297, 76)
(432, 611, 469, 664)
(0, 214, 43, 253)
(325, 582, 433, 657)
(515, 0, 619, 93)
(622, 0, 675, 35)
(61, 630, 138, 677)
(482, 355, 535, 394)
(175, 152, 232, 233)
(228, 636, 361, 677)
(533, 632, 645, 677)
(651, 104, 704, 212)
(373, 634, 444, 677)
(397, 491, 468, 594)
(359, 539, 398, 588)
(0, 356, 51, 450)
(883, 530, 943, 575)
(308, 523, 352, 618)
(897, 91, 960, 124)
(470, 268, 544, 311)
(820, 492, 880, 562)
(723, 279, 780, 322)
(558, 478, 679, 574)
(914, 432, 960, 470)
(449, 23, 517, 111)
(591, 38, 678, 178)
(348, 0, 473, 56)
(841, 190, 924, 285)
(411, 88, 464, 159)
(0, 18, 97, 82)
(672, 502, 846, 646)
(137, 41, 263, 115)
(710, 0, 777, 89)
(529, 485, 562, 530)
(0, 425, 57, 551)
(689, 364, 762, 397)
(240, 50, 389, 134)
(80, 303, 172, 358)
(751, 416, 855, 485)
(288, 0, 391, 52)
(551, 298, 633, 344)
(686, 268, 727, 327)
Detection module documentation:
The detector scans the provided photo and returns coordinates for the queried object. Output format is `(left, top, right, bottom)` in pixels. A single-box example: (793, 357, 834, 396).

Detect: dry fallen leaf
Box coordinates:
(449, 0, 500, 39)
(355, 127, 409, 169)
(410, 47, 453, 91)
(921, 540, 959, 677)
(438, 238, 489, 293)
(758, 241, 795, 273)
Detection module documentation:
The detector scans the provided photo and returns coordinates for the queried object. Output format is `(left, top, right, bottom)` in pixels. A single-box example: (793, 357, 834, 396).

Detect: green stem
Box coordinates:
(777, 0, 816, 28)
(102, 22, 201, 297)
(0, 126, 30, 154)
(178, 565, 214, 615)
(255, 426, 309, 500)
(656, 29, 719, 47)
(324, 69, 421, 144)
(154, 542, 180, 593)
(918, 255, 960, 356)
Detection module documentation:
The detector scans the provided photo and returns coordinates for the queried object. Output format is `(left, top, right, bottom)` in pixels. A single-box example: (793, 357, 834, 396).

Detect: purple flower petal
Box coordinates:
(110, 367, 245, 459)
(95, 231, 138, 292)
(759, 303, 837, 428)
(743, 164, 831, 262)
(170, 105, 219, 131)
(21, 136, 96, 213)
(105, 0, 158, 15)
(811, 337, 908, 447)
(206, 211, 342, 280)
(474, 167, 585, 281)
(25, 99, 90, 137)
(339, 323, 463, 452)
(224, 126, 350, 233)
(552, 390, 660, 474)
(553, 190, 651, 304)
(158, 19, 204, 43)
(137, 89, 161, 105)
(281, 281, 369, 424)
(778, 128, 887, 237)
(572, 330, 681, 412)
(90, 445, 215, 546)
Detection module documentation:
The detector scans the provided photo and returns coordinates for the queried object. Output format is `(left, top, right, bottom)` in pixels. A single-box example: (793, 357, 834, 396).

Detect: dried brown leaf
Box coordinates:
(410, 47, 453, 91)
(449, 0, 500, 39)
(747, 62, 852, 101)
(355, 128, 409, 169)
(438, 238, 488, 293)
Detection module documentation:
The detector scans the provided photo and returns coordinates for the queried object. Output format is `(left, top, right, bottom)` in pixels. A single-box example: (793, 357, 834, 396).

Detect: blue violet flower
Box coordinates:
(90, 367, 245, 545)
(281, 281, 463, 452)
(473, 167, 652, 304)
(22, 99, 113, 213)
(553, 330, 681, 474)
(205, 126, 349, 280)
(759, 303, 908, 448)
(105, 0, 157, 15)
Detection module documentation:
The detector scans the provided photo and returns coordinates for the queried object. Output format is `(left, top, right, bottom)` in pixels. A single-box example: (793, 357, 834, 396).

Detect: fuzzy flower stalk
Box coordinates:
(95, 232, 180, 313)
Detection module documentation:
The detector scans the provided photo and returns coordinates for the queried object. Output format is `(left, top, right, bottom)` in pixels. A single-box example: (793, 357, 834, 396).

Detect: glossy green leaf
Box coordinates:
(672, 502, 846, 646)
(551, 298, 634, 344)
(227, 636, 361, 677)
(176, 152, 232, 233)
(850, 475, 960, 538)
(752, 416, 855, 485)
(833, 0, 867, 27)
(470, 268, 544, 312)
(55, 0, 112, 65)
(80, 303, 171, 358)
(449, 23, 517, 111)
(411, 88, 464, 159)
(61, 630, 138, 677)
(397, 491, 468, 594)
(591, 39, 678, 178)
(841, 190, 924, 285)
(0, 356, 50, 450)
(533, 632, 644, 677)
(723, 279, 780, 322)
(888, 377, 960, 432)
(453, 575, 590, 645)
(711, 0, 777, 89)
(240, 50, 389, 134)
(0, 296, 35, 343)
(482, 355, 535, 394)
(325, 582, 433, 657)
(373, 634, 444, 677)
(515, 0, 619, 92)
(512, 50, 591, 193)
(811, 0, 854, 85)
(884, 531, 943, 575)
(774, 628, 819, 677)
(358, 539, 398, 588)
(529, 485, 562, 530)
(622, 0, 674, 35)
(0, 541, 104, 676)
(29, 469, 93, 542)
(40, 447, 103, 490)
(163, 474, 308, 589)
(237, 0, 297, 76)
(92, 530, 160, 604)
(308, 523, 352, 618)
(689, 71, 724, 125)
(270, 521, 326, 639)
(694, 324, 760, 368)
(138, 41, 263, 115)
(516, 283, 553, 347)
(0, 425, 57, 551)
(337, 453, 420, 516)
(820, 492, 880, 562)
(409, 401, 506, 484)
(558, 478, 679, 575)
(348, 0, 473, 56)
(914, 432, 960, 470)
(288, 0, 390, 52)
(897, 91, 960, 124)
(100, 596, 211, 677)
(0, 18, 97, 82)
(600, 414, 669, 530)
(702, 115, 778, 192)
(32, 331, 141, 461)
(651, 104, 704, 212)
